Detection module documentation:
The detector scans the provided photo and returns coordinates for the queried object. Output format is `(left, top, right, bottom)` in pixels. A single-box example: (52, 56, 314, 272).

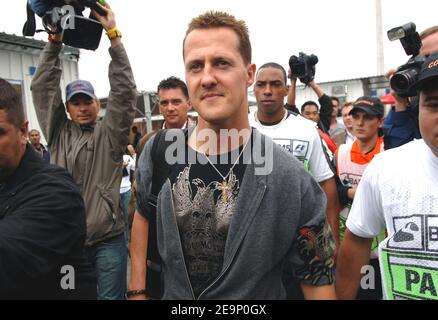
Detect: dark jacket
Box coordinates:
(0, 145, 96, 299)
(284, 94, 334, 134)
(31, 143, 50, 163)
(383, 104, 421, 149)
(317, 94, 334, 134)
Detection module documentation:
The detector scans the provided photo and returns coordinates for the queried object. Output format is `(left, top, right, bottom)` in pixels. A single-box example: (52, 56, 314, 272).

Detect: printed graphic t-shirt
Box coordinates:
(168, 143, 247, 298)
(249, 111, 333, 182)
(346, 139, 438, 300)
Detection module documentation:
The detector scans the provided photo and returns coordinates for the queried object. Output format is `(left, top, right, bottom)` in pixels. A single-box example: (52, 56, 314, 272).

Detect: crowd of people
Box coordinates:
(1, 1, 437, 300)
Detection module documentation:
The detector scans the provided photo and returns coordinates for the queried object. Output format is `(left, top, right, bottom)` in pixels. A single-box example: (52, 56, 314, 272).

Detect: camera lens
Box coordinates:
(309, 55, 319, 65)
(390, 68, 418, 94)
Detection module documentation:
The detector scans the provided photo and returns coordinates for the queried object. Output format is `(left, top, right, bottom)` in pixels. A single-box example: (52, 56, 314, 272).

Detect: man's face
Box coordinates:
(331, 99, 339, 118)
(0, 110, 28, 182)
(342, 105, 354, 130)
(302, 104, 320, 123)
(158, 88, 190, 129)
(127, 144, 135, 155)
(253, 67, 288, 119)
(419, 85, 438, 157)
(29, 130, 40, 146)
(420, 31, 438, 56)
(351, 110, 383, 142)
(66, 93, 100, 125)
(184, 27, 255, 128)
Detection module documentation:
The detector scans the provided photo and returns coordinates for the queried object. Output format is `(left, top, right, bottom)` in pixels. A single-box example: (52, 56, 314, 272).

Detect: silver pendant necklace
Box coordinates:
(203, 136, 251, 204)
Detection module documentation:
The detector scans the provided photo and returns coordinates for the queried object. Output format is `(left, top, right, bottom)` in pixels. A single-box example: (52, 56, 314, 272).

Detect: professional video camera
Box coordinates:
(289, 52, 318, 85)
(22, 0, 106, 50)
(387, 22, 425, 97)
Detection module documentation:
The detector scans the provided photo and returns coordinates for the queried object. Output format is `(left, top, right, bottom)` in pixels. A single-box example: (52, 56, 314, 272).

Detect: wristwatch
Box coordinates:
(106, 28, 122, 40)
(125, 289, 146, 299)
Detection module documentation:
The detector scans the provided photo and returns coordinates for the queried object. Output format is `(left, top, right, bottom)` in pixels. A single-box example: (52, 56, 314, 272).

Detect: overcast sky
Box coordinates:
(1, 0, 437, 97)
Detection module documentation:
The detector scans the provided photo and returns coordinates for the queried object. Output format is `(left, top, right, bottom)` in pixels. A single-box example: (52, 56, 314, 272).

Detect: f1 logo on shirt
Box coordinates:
(272, 139, 309, 161)
(388, 215, 438, 252)
(292, 140, 309, 159)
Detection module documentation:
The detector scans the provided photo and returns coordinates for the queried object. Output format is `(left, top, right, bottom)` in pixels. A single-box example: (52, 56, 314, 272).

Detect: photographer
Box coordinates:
(286, 70, 334, 136)
(31, 1, 137, 300)
(383, 25, 438, 149)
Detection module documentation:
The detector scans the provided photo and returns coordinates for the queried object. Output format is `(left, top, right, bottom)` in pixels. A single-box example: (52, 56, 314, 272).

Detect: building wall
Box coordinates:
(293, 76, 389, 109)
(0, 42, 79, 145)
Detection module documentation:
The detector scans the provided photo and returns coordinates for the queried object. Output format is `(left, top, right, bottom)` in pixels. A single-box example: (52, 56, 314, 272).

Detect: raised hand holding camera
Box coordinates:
(23, 0, 112, 50)
(289, 52, 318, 85)
(91, 1, 115, 31)
(387, 22, 426, 98)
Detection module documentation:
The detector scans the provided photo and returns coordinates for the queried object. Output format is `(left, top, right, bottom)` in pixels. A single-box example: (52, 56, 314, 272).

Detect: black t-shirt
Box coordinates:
(168, 142, 248, 298)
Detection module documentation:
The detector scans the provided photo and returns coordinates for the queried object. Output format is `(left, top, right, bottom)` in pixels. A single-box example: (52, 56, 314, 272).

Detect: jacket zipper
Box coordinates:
(198, 184, 267, 300)
(168, 181, 196, 300)
(197, 250, 233, 300)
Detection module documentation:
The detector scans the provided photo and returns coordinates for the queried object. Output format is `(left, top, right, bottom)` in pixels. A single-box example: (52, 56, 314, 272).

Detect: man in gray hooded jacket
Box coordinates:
(129, 11, 336, 300)
(31, 1, 137, 300)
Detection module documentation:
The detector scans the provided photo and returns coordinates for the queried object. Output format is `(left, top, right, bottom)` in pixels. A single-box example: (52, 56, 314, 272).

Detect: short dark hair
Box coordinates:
(301, 100, 319, 113)
(157, 76, 189, 100)
(0, 78, 25, 128)
(331, 96, 340, 105)
(184, 11, 252, 65)
(258, 62, 287, 84)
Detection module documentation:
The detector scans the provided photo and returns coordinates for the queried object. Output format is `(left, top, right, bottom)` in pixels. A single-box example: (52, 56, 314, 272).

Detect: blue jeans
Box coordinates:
(120, 189, 132, 242)
(86, 233, 127, 300)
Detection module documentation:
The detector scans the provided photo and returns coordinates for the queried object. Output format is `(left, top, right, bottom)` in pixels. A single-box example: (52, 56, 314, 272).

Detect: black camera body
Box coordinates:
(289, 52, 318, 85)
(24, 0, 106, 50)
(387, 22, 424, 97)
(391, 55, 426, 97)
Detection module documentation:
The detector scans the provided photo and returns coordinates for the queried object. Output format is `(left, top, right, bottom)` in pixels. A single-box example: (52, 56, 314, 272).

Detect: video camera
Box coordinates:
(23, 0, 106, 50)
(289, 52, 318, 85)
(387, 22, 425, 97)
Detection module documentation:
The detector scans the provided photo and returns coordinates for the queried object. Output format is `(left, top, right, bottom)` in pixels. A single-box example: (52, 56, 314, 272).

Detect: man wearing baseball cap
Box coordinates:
(335, 96, 385, 299)
(31, 1, 137, 300)
(336, 53, 438, 300)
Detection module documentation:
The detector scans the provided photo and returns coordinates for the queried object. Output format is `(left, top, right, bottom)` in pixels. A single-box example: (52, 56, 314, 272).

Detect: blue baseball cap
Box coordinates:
(65, 80, 95, 101)
(350, 96, 384, 117)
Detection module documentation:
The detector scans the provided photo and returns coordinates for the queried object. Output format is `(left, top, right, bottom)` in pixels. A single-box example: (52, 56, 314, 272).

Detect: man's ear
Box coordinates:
(378, 117, 384, 128)
(20, 121, 29, 145)
(186, 100, 192, 111)
(246, 63, 256, 88)
(283, 84, 289, 97)
(95, 97, 101, 109)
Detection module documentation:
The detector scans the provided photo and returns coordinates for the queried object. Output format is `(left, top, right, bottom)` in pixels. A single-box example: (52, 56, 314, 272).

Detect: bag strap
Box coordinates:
(148, 128, 188, 207)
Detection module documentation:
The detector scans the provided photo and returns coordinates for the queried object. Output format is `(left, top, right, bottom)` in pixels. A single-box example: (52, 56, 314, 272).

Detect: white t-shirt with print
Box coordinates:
(249, 111, 333, 182)
(347, 139, 438, 300)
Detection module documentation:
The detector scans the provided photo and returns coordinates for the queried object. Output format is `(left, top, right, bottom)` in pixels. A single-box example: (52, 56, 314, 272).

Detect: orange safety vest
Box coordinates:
(336, 137, 385, 254)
